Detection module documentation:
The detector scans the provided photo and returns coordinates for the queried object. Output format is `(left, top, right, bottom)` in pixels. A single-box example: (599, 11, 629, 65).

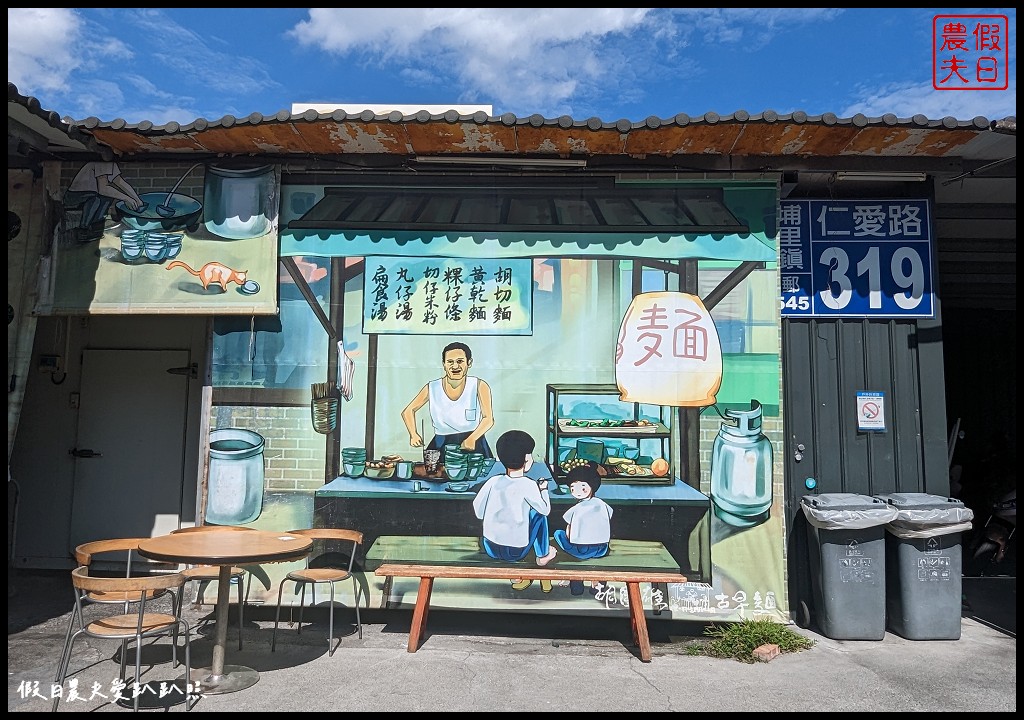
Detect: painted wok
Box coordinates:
(115, 192, 203, 233)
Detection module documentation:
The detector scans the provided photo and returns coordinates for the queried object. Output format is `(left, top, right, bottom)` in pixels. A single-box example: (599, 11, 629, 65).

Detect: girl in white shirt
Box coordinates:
(553, 463, 614, 595)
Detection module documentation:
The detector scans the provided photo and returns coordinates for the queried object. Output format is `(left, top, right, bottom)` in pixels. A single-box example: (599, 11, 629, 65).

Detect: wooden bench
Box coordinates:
(375, 564, 686, 662)
(369, 536, 687, 662)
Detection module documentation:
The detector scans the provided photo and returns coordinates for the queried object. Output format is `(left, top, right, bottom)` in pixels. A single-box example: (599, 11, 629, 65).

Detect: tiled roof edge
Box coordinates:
(67, 108, 1014, 135)
(7, 82, 104, 150)
(11, 83, 1014, 136)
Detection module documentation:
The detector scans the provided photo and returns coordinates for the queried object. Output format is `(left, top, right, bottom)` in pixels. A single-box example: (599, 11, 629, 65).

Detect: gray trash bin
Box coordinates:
(875, 493, 974, 640)
(800, 493, 898, 640)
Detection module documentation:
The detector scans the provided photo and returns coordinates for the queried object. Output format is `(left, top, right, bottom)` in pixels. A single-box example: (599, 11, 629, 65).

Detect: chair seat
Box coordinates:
(85, 611, 180, 636)
(287, 568, 351, 583)
(182, 565, 244, 579)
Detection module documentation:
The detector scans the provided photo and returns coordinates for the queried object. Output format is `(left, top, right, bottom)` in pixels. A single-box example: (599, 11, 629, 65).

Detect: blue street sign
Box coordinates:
(779, 199, 934, 318)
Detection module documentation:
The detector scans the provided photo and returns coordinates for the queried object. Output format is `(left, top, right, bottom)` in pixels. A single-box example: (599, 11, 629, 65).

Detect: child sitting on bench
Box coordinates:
(553, 462, 614, 595)
(472, 429, 558, 592)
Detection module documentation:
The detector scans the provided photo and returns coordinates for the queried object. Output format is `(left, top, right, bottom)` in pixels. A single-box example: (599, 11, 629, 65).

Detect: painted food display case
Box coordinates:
(546, 383, 672, 485)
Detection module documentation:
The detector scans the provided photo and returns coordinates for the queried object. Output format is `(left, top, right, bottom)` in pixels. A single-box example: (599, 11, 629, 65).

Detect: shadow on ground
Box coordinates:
(962, 575, 1016, 637)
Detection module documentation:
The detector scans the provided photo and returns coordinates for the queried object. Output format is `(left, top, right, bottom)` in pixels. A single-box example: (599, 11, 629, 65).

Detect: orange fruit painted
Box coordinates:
(651, 458, 670, 476)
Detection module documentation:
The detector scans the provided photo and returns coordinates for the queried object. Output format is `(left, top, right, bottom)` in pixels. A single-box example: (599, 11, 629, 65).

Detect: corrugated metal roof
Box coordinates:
(9, 82, 1016, 173)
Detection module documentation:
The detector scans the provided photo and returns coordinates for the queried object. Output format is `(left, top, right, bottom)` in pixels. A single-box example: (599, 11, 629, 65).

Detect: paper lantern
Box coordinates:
(614, 291, 722, 407)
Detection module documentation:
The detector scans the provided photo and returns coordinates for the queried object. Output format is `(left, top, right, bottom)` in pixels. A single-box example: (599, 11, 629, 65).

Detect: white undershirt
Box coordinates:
(427, 376, 479, 434)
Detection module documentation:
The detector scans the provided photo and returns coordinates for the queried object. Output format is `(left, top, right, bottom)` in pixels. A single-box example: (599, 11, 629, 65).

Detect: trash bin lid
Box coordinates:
(874, 492, 965, 510)
(875, 492, 974, 537)
(800, 493, 897, 529)
(801, 493, 888, 511)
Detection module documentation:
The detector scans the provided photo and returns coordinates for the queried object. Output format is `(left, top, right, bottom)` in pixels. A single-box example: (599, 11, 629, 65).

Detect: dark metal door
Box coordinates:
(781, 315, 950, 624)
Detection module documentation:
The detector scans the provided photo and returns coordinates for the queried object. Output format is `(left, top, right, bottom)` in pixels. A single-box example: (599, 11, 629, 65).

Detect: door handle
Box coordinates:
(167, 363, 198, 379)
(70, 448, 102, 458)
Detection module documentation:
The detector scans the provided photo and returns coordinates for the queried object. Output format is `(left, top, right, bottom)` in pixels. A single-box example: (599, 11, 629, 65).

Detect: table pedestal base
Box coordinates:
(187, 664, 259, 695)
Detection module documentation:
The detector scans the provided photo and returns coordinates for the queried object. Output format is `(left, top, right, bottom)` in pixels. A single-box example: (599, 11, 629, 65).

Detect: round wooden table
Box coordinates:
(138, 530, 313, 695)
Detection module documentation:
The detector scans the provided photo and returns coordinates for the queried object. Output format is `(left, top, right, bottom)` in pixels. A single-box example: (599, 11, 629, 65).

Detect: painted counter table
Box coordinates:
(313, 467, 711, 584)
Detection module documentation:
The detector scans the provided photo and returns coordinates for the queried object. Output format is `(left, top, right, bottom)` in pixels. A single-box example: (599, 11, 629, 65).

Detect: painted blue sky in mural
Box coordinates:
(9, 8, 1016, 127)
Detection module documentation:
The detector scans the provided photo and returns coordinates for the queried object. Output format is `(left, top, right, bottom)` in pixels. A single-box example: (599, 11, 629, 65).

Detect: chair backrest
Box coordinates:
(71, 565, 185, 596)
(74, 537, 157, 573)
(286, 528, 363, 570)
(287, 528, 363, 544)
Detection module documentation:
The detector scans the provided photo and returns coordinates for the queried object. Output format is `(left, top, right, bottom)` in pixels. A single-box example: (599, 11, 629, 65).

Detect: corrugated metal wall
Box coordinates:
(781, 314, 951, 623)
(782, 316, 949, 500)
(934, 202, 1016, 312)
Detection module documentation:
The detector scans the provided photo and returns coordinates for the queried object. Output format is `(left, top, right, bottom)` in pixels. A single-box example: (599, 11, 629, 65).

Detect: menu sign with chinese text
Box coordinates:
(363, 257, 533, 335)
(779, 199, 933, 318)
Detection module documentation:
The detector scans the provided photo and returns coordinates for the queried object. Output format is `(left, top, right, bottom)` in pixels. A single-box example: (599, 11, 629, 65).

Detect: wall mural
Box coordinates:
(209, 178, 788, 624)
(41, 161, 278, 314)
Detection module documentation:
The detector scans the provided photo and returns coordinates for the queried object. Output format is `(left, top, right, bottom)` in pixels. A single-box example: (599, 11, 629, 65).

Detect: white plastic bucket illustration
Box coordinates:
(203, 164, 274, 240)
(206, 428, 265, 525)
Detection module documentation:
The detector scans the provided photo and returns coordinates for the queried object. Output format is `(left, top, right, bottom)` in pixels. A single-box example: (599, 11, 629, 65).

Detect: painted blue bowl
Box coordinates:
(116, 192, 202, 233)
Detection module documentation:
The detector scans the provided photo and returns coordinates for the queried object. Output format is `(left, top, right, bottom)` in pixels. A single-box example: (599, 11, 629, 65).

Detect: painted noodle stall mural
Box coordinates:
(45, 160, 787, 620)
(210, 173, 788, 622)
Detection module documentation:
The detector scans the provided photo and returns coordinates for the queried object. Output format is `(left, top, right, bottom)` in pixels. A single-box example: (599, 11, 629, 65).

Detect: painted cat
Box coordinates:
(166, 261, 247, 292)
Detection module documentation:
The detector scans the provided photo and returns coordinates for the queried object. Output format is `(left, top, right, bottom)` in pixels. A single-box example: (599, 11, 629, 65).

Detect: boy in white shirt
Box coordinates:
(473, 429, 557, 591)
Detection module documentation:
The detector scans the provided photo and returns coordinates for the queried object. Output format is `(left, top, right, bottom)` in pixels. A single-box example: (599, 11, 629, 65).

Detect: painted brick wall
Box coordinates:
(210, 405, 328, 491)
(60, 161, 206, 200)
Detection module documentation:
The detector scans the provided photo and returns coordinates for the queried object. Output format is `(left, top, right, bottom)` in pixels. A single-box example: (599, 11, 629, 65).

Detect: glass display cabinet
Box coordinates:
(545, 383, 673, 485)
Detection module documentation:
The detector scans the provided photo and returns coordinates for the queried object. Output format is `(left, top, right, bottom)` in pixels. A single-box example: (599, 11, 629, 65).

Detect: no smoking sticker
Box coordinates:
(857, 392, 886, 432)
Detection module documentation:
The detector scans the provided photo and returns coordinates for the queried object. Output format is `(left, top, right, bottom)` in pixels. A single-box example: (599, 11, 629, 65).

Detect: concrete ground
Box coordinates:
(8, 569, 1016, 713)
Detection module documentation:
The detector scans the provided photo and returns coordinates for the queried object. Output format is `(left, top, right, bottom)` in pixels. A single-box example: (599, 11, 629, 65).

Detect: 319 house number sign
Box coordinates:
(778, 199, 933, 318)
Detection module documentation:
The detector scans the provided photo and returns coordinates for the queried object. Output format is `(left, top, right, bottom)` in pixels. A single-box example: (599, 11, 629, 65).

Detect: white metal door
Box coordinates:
(69, 349, 191, 548)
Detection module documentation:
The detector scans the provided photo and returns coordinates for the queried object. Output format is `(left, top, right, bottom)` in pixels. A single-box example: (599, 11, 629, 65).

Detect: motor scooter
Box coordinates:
(964, 488, 1016, 577)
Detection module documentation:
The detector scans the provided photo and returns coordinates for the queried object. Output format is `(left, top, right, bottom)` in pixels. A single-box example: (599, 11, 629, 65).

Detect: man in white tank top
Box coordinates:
(401, 342, 495, 457)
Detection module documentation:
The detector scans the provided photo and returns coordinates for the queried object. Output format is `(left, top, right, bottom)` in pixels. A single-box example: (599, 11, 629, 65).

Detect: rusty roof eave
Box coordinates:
(90, 119, 999, 164)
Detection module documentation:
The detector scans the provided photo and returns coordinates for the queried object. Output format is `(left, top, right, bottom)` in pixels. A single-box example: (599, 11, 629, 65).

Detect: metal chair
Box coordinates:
(61, 538, 180, 666)
(53, 566, 196, 712)
(271, 528, 364, 656)
(169, 525, 256, 650)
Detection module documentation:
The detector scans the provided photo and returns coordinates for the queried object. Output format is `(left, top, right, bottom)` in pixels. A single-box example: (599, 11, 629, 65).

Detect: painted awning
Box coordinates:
(280, 230, 776, 261)
(280, 180, 776, 261)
